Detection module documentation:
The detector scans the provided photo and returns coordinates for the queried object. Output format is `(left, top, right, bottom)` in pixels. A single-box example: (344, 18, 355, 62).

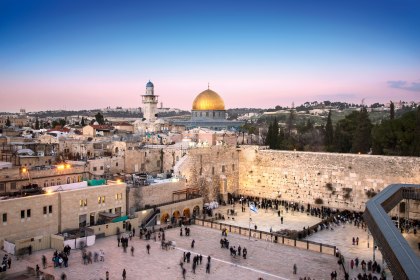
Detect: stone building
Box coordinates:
(172, 86, 244, 130)
(0, 181, 126, 244)
(0, 162, 88, 193)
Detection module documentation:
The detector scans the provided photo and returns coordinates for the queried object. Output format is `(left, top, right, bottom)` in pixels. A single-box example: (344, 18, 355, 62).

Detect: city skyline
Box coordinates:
(1, 0, 419, 112)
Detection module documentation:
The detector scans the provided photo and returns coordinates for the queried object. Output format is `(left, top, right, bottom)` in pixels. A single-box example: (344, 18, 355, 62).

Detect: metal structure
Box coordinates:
(363, 184, 420, 280)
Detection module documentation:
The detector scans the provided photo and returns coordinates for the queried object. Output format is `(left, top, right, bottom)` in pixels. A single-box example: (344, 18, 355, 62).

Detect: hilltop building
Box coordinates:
(173, 86, 244, 130)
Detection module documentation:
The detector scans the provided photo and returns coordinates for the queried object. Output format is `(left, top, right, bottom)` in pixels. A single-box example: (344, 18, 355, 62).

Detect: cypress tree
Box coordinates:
(35, 117, 40, 129)
(325, 110, 334, 149)
(352, 107, 372, 153)
(390, 101, 395, 120)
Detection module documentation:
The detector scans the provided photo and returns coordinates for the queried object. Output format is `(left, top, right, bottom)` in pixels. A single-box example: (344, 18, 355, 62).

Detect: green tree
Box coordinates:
(35, 117, 40, 130)
(286, 110, 296, 136)
(390, 101, 395, 120)
(95, 112, 105, 125)
(324, 110, 334, 150)
(333, 111, 359, 153)
(265, 118, 280, 149)
(372, 107, 419, 156)
(412, 106, 420, 156)
(5, 117, 11, 127)
(352, 107, 372, 153)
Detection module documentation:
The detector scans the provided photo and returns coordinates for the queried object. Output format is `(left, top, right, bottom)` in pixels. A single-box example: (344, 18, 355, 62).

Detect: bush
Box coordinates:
(366, 189, 377, 198)
(325, 183, 333, 191)
(314, 198, 324, 204)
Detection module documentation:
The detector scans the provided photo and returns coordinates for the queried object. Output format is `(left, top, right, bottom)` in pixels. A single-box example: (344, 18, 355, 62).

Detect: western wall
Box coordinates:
(178, 146, 420, 217)
(237, 147, 420, 215)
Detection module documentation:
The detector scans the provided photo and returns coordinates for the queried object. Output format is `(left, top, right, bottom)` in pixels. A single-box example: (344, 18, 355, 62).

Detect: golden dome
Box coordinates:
(192, 89, 225, 111)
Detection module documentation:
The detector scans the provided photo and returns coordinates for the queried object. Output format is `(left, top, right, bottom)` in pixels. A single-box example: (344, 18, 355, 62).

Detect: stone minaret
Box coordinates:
(141, 80, 159, 122)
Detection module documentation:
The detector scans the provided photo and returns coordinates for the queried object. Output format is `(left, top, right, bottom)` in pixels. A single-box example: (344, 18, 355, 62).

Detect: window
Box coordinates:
(80, 199, 87, 207)
(43, 206, 47, 215)
(157, 160, 161, 167)
(2, 213, 6, 223)
(102, 196, 105, 203)
(67, 177, 70, 184)
(21, 210, 25, 219)
(49, 205, 53, 213)
(0, 183, 5, 192)
(222, 165, 225, 172)
(27, 209, 31, 218)
(212, 167, 215, 175)
(98, 196, 101, 204)
(116, 162, 119, 167)
(199, 167, 202, 175)
(100, 166, 104, 170)
(10, 182, 17, 190)
(93, 167, 97, 171)
(232, 164, 235, 171)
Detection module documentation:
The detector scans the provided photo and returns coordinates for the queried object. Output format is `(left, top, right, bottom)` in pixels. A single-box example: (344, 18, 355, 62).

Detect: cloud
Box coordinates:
(387, 80, 420, 92)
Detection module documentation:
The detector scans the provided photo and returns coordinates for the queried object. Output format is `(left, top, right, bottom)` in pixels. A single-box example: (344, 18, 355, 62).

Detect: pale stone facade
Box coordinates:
(127, 180, 187, 211)
(177, 146, 420, 214)
(178, 146, 240, 202)
(0, 182, 126, 245)
(237, 147, 420, 213)
(0, 164, 88, 193)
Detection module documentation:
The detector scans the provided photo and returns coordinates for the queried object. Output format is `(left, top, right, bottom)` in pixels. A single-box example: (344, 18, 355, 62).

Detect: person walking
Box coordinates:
(182, 267, 186, 279)
(122, 268, 126, 280)
(106, 271, 109, 280)
(7, 256, 11, 268)
(206, 262, 210, 274)
(293, 264, 297, 274)
(146, 244, 151, 254)
(131, 246, 134, 256)
(42, 255, 47, 269)
(191, 239, 195, 248)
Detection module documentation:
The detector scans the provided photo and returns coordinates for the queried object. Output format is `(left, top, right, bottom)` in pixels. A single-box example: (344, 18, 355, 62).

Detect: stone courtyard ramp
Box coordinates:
(363, 184, 420, 280)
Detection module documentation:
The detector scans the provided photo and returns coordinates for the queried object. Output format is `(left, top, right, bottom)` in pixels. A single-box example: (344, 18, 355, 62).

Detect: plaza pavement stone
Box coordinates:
(1, 225, 343, 280)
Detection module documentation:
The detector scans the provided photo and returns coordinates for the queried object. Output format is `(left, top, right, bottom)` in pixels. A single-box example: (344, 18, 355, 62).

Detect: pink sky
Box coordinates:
(1, 72, 419, 112)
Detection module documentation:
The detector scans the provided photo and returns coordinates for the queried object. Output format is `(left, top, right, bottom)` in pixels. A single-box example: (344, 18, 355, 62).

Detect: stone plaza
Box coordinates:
(2, 225, 345, 280)
(2, 202, 405, 280)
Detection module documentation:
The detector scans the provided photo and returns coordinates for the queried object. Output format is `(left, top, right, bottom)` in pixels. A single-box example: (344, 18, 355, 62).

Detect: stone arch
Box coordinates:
(173, 210, 181, 219)
(160, 212, 169, 224)
(193, 205, 200, 217)
(183, 208, 191, 218)
(67, 177, 71, 184)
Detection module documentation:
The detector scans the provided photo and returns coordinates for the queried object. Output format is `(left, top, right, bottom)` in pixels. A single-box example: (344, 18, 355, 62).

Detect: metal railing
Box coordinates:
(194, 218, 336, 256)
